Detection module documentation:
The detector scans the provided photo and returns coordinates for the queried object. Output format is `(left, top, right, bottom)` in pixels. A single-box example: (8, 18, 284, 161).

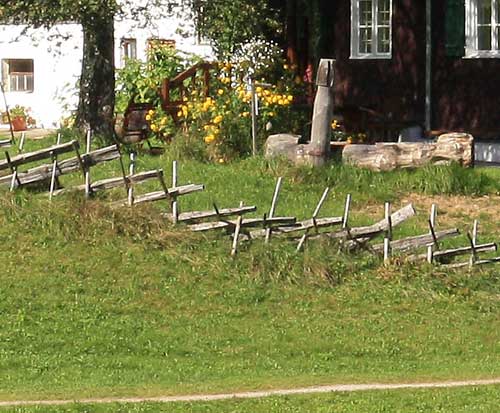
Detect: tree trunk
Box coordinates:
(342, 133, 474, 172)
(76, 17, 115, 140)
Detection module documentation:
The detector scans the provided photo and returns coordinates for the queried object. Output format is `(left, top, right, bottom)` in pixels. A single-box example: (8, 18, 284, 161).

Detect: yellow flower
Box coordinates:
(268, 111, 275, 117)
(217, 89, 224, 96)
(287, 95, 294, 102)
(204, 134, 215, 144)
(213, 115, 223, 124)
(148, 109, 155, 116)
(145, 114, 152, 121)
(160, 117, 167, 125)
(182, 97, 188, 102)
(241, 111, 250, 118)
(151, 124, 158, 132)
(177, 110, 183, 117)
(218, 158, 225, 164)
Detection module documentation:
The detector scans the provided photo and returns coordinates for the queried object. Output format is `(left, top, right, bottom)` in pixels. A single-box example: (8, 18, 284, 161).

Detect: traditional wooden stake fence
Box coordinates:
(1, 137, 499, 269)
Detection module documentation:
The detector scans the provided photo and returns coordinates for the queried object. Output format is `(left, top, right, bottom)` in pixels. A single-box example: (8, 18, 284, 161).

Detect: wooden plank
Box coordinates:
(164, 205, 257, 223)
(111, 183, 204, 207)
(0, 145, 120, 189)
(307, 204, 416, 242)
(189, 217, 297, 232)
(442, 256, 500, 269)
(250, 216, 342, 239)
(265, 177, 283, 243)
(369, 228, 460, 253)
(409, 242, 497, 262)
(0, 140, 79, 171)
(52, 170, 162, 196)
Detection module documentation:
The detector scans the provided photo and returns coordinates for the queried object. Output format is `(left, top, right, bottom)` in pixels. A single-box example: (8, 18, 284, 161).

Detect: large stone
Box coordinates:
(342, 133, 474, 172)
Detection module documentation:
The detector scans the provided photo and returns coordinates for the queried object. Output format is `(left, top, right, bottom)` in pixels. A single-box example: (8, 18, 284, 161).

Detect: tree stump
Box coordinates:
(342, 133, 474, 172)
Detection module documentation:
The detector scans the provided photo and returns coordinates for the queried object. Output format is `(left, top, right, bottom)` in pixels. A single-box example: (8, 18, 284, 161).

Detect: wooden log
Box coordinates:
(265, 177, 283, 243)
(0, 145, 120, 188)
(0, 140, 79, 171)
(163, 205, 257, 223)
(409, 242, 497, 262)
(250, 216, 342, 239)
(307, 204, 416, 242)
(369, 228, 460, 253)
(52, 170, 163, 196)
(189, 217, 297, 232)
(343, 133, 474, 172)
(442, 257, 500, 269)
(231, 216, 243, 256)
(111, 184, 204, 207)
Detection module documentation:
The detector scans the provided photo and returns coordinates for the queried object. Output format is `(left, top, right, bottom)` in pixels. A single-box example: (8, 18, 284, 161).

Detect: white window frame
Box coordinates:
(120, 38, 137, 66)
(351, 0, 393, 59)
(1, 59, 34, 93)
(465, 0, 500, 58)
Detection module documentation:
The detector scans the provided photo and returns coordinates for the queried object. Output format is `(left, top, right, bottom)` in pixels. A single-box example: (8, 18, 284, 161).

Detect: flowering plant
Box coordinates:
(2, 105, 36, 126)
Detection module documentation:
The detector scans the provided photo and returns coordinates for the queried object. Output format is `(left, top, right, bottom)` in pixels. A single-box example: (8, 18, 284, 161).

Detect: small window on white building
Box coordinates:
(466, 0, 500, 57)
(351, 0, 392, 59)
(121, 38, 137, 64)
(1, 59, 34, 92)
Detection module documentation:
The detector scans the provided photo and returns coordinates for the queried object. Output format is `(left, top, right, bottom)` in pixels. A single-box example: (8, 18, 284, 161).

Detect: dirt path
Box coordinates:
(1, 379, 500, 407)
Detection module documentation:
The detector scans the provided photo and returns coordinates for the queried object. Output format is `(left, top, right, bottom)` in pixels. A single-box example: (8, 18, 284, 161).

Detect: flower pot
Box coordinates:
(11, 116, 27, 132)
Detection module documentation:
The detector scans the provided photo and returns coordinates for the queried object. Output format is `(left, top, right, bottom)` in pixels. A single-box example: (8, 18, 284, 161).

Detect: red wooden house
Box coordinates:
(283, 0, 500, 139)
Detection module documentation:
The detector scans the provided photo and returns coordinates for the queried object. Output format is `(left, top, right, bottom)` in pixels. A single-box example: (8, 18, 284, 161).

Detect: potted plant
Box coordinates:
(8, 105, 36, 131)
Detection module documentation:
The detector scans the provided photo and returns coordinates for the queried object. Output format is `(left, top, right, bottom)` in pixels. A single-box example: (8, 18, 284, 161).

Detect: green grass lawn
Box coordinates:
(6, 385, 500, 412)
(0, 135, 499, 403)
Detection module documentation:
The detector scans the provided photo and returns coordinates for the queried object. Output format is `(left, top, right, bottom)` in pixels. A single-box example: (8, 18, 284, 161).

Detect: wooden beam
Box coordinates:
(189, 217, 297, 232)
(0, 140, 79, 171)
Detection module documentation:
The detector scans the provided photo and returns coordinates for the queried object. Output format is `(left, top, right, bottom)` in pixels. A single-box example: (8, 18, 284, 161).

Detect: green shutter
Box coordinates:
(445, 0, 465, 57)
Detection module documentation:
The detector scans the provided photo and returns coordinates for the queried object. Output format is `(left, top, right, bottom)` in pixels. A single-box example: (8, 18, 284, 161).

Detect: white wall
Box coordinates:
(0, 9, 212, 128)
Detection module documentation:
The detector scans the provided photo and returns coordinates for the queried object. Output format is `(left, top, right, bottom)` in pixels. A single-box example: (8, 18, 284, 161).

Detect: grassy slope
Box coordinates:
(0, 136, 499, 401)
(6, 386, 500, 412)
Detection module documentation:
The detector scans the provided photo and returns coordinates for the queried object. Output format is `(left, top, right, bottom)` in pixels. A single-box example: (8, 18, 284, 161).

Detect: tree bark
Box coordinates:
(342, 133, 474, 172)
(76, 16, 115, 139)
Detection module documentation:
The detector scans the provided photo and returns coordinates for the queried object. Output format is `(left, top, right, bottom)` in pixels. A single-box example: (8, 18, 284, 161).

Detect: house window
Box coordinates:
(351, 0, 392, 59)
(121, 38, 137, 64)
(1, 59, 34, 92)
(466, 0, 500, 57)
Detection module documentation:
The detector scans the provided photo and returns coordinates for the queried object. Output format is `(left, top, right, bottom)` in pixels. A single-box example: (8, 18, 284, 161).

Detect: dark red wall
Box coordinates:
(432, 3, 500, 137)
(327, 1, 500, 136)
(332, 0, 425, 127)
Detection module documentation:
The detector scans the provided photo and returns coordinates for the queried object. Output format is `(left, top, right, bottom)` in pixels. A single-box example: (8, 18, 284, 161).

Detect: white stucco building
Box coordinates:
(0, 7, 212, 128)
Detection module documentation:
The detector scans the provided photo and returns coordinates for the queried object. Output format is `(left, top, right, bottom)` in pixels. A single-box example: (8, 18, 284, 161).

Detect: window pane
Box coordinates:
(359, 27, 373, 53)
(478, 25, 492, 49)
(377, 27, 390, 53)
(377, 0, 390, 26)
(360, 0, 372, 26)
(497, 26, 500, 50)
(478, 0, 492, 24)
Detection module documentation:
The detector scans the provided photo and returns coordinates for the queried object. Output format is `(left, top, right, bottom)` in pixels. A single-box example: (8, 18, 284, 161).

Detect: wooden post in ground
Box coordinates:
(18, 132, 26, 153)
(49, 133, 63, 201)
(297, 187, 330, 252)
(383, 202, 392, 263)
(250, 78, 258, 156)
(265, 177, 283, 243)
(469, 220, 479, 267)
(127, 152, 136, 206)
(231, 215, 243, 256)
(5, 151, 21, 191)
(171, 160, 179, 224)
(427, 204, 437, 264)
(84, 129, 92, 199)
